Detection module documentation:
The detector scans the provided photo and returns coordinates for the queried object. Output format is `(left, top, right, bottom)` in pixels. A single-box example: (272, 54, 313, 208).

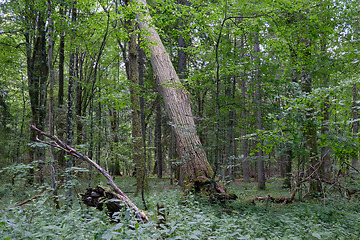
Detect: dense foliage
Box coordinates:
(1, 178, 360, 239)
(1, 0, 360, 238)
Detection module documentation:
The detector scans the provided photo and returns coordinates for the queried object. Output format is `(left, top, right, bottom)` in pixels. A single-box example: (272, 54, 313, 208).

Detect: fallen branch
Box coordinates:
(29, 122, 149, 223)
(12, 189, 51, 208)
(251, 195, 294, 207)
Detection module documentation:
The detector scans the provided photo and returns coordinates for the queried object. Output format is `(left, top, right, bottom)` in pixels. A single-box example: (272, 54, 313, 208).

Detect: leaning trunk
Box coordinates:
(135, 0, 234, 200)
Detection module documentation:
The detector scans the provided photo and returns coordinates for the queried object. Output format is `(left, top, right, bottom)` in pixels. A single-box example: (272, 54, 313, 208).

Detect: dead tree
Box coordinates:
(28, 122, 149, 223)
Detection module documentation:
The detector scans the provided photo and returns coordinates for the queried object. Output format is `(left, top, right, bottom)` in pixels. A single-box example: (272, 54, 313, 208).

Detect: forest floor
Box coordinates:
(1, 175, 360, 239)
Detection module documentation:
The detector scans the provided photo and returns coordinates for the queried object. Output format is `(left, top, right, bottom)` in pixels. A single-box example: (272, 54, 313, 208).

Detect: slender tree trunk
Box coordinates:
(155, 97, 163, 178)
(241, 77, 250, 183)
(109, 109, 120, 176)
(138, 40, 148, 208)
(136, 0, 234, 200)
(47, 0, 56, 190)
(128, 28, 146, 196)
(56, 6, 66, 168)
(321, 39, 331, 177)
(282, 144, 292, 189)
(58, 6, 65, 108)
(96, 101, 102, 165)
(352, 83, 359, 168)
(177, 0, 187, 81)
(66, 0, 77, 202)
(254, 34, 265, 190)
(224, 76, 235, 180)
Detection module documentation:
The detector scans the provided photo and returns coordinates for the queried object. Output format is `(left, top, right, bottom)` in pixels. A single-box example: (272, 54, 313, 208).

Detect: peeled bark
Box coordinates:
(136, 0, 235, 201)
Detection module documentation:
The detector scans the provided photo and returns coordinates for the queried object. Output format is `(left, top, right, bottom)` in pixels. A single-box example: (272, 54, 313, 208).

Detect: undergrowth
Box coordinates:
(1, 176, 360, 239)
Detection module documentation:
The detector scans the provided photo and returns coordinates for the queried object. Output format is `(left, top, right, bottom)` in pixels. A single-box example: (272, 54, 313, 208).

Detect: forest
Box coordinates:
(0, 0, 360, 239)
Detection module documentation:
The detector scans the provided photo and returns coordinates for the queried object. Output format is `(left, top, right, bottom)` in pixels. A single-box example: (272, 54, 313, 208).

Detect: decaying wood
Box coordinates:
(28, 122, 149, 223)
(81, 185, 135, 221)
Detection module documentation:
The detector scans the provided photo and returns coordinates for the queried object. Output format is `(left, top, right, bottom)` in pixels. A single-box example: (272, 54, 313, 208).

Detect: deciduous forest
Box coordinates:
(1, 0, 360, 239)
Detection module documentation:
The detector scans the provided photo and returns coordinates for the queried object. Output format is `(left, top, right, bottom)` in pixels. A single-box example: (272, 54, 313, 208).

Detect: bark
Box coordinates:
(136, 0, 235, 201)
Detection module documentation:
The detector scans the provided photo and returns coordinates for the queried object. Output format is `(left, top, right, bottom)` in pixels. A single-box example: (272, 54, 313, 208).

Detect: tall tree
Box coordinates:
(253, 32, 265, 190)
(66, 0, 77, 202)
(136, 0, 234, 200)
(47, 0, 56, 192)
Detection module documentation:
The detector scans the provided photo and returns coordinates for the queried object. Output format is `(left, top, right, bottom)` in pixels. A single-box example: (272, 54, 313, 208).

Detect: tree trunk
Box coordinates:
(177, 0, 187, 81)
(47, 0, 57, 192)
(155, 97, 163, 178)
(282, 144, 292, 189)
(136, 0, 234, 200)
(56, 5, 66, 168)
(224, 76, 236, 180)
(302, 70, 322, 194)
(109, 109, 120, 176)
(241, 73, 250, 182)
(66, 0, 77, 202)
(353, 83, 359, 168)
(128, 29, 147, 196)
(254, 33, 265, 190)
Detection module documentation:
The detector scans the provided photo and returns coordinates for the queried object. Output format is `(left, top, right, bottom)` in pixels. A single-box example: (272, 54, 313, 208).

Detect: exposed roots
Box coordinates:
(186, 178, 237, 203)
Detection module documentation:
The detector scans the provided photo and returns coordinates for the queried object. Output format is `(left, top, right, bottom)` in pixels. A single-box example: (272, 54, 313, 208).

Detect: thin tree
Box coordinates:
(66, 0, 77, 202)
(253, 32, 265, 190)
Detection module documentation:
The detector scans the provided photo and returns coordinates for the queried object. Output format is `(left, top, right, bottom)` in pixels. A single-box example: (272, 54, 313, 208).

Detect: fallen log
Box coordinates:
(29, 122, 149, 223)
(251, 195, 294, 207)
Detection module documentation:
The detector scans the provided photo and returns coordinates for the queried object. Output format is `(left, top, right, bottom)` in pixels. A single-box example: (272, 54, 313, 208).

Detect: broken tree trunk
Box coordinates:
(28, 122, 149, 223)
(135, 0, 235, 202)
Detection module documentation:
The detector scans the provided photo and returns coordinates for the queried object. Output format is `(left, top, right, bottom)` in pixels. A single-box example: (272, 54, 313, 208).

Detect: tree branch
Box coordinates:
(28, 121, 149, 223)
